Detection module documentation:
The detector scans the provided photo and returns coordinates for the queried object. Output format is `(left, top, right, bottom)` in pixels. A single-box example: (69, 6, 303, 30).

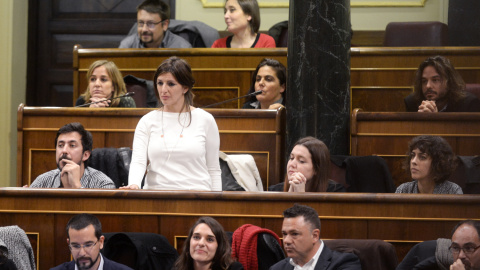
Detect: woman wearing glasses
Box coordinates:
(212, 0, 275, 48)
(395, 135, 463, 194)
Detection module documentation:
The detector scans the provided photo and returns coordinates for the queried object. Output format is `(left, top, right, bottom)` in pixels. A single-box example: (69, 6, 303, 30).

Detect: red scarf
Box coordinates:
(231, 224, 282, 270)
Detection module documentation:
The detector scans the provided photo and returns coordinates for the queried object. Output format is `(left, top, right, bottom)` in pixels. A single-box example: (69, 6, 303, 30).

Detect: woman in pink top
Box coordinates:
(211, 0, 275, 48)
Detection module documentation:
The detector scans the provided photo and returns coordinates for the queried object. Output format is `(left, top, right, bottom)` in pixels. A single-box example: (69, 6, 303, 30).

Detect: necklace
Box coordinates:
(161, 109, 188, 163)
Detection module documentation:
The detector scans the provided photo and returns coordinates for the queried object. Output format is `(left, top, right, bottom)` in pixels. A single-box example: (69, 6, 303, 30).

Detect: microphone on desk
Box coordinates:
(202, 90, 263, 108)
(76, 92, 135, 107)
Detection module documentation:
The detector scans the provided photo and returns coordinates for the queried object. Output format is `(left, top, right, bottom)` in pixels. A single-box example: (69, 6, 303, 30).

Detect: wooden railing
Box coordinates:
(351, 109, 480, 186)
(1, 188, 478, 269)
(74, 46, 480, 112)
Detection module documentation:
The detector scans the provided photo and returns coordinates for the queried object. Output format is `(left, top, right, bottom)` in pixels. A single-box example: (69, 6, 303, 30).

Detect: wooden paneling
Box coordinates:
(74, 47, 480, 112)
(17, 105, 286, 190)
(73, 46, 288, 108)
(350, 47, 480, 112)
(350, 109, 480, 187)
(27, 0, 176, 107)
(1, 189, 479, 269)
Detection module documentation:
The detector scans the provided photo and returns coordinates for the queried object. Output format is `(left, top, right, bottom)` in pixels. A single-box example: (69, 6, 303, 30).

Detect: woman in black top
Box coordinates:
(174, 217, 243, 270)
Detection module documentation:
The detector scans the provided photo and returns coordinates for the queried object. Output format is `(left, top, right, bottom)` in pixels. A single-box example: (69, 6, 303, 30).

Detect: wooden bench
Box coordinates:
(17, 104, 286, 189)
(351, 108, 480, 187)
(350, 47, 480, 112)
(73, 45, 288, 108)
(1, 188, 479, 269)
(74, 46, 480, 112)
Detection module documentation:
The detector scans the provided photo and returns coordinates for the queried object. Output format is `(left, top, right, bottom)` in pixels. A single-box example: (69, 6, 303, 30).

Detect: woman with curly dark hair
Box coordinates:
(173, 217, 243, 270)
(396, 135, 463, 194)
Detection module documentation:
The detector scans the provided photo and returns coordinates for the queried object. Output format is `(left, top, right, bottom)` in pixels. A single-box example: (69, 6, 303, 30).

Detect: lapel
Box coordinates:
(314, 245, 332, 270)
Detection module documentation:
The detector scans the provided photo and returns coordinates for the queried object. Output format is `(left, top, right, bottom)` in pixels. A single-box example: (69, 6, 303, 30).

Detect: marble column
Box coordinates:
(286, 0, 351, 155)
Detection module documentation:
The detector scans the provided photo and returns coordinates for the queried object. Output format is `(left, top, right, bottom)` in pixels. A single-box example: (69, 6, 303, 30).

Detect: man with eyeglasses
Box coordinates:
(450, 220, 480, 270)
(51, 213, 132, 270)
(405, 55, 480, 113)
(119, 0, 192, 49)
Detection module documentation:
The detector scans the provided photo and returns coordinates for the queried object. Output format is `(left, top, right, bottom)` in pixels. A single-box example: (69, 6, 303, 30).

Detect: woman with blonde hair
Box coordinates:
(75, 60, 136, 107)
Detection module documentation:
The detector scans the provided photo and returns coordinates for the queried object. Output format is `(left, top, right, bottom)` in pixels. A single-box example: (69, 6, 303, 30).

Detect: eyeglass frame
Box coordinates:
(137, 19, 167, 29)
(68, 240, 98, 252)
(449, 244, 480, 255)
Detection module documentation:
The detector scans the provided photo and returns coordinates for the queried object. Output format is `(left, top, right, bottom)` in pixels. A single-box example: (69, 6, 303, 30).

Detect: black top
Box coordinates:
(226, 34, 261, 48)
(0, 259, 17, 270)
(75, 96, 136, 108)
(404, 91, 480, 112)
(228, 261, 244, 270)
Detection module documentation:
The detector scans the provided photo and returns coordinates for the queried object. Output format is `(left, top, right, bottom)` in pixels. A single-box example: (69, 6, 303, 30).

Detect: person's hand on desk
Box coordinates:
(288, 172, 307, 192)
(418, 100, 438, 113)
(268, 103, 284, 110)
(59, 159, 82, 188)
(119, 184, 139, 190)
(88, 96, 111, 108)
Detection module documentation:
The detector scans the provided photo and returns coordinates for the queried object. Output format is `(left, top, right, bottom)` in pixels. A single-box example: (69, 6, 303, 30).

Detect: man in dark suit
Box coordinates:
(50, 213, 132, 270)
(270, 204, 361, 270)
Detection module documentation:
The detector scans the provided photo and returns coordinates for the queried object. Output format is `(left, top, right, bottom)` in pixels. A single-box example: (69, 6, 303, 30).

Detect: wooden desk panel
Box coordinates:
(74, 46, 480, 112)
(350, 109, 480, 186)
(350, 47, 480, 112)
(17, 105, 286, 189)
(1, 189, 479, 269)
(73, 45, 288, 108)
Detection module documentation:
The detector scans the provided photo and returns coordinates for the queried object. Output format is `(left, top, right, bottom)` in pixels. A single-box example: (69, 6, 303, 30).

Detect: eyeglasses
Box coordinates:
(69, 241, 98, 252)
(449, 244, 480, 255)
(137, 20, 165, 29)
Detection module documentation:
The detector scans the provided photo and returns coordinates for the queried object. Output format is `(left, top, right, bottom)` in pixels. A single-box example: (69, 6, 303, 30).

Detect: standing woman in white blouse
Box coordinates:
(121, 56, 222, 191)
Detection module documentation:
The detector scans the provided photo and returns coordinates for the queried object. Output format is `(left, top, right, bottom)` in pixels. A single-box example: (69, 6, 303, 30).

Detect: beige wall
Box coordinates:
(0, 0, 28, 187)
(176, 0, 448, 31)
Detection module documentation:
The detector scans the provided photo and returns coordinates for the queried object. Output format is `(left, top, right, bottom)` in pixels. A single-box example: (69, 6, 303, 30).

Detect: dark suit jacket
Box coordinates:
(50, 255, 133, 270)
(404, 91, 480, 112)
(269, 245, 361, 270)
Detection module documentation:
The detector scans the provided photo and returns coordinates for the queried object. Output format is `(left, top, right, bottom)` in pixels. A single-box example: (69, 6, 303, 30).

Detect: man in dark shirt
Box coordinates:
(119, 0, 191, 49)
(404, 55, 480, 112)
(450, 220, 480, 270)
(51, 214, 132, 270)
(270, 204, 361, 270)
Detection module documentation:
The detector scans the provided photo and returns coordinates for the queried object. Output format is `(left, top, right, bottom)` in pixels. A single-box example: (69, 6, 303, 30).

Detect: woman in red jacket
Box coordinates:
(211, 0, 275, 48)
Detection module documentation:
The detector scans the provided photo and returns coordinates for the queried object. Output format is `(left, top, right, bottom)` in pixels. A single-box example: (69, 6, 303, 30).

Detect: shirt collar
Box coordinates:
(289, 240, 324, 270)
